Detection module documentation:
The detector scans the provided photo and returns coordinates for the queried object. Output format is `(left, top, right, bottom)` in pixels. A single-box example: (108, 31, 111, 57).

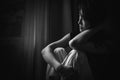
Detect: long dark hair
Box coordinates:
(70, 0, 107, 39)
(79, 0, 107, 27)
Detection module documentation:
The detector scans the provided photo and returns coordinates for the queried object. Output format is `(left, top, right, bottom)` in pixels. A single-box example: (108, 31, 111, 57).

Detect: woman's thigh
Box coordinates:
(75, 51, 94, 80)
(62, 50, 94, 80)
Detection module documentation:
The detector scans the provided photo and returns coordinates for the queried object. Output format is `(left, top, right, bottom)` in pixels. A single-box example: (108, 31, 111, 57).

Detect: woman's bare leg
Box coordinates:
(62, 49, 94, 80)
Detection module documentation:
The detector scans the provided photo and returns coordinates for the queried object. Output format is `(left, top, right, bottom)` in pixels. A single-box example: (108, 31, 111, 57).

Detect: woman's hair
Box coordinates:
(78, 0, 107, 27)
(70, 0, 107, 39)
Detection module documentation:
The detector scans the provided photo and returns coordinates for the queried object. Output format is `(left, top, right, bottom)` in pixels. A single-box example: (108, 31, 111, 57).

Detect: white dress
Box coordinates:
(46, 48, 94, 80)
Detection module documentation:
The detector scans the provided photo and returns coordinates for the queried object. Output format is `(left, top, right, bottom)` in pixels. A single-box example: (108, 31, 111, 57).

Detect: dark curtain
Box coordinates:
(0, 0, 72, 80)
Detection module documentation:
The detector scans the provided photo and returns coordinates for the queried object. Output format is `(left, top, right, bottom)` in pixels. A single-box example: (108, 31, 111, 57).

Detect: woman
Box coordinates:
(41, 0, 112, 80)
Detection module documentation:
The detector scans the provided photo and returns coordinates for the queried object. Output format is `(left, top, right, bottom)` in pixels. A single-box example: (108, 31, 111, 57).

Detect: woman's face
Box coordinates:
(78, 9, 90, 31)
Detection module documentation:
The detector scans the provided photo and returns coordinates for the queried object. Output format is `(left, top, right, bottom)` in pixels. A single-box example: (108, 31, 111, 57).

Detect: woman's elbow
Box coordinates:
(69, 39, 78, 49)
(69, 39, 85, 51)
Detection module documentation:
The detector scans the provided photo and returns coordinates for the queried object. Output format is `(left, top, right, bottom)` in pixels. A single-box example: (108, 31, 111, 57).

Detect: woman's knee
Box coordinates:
(54, 47, 66, 54)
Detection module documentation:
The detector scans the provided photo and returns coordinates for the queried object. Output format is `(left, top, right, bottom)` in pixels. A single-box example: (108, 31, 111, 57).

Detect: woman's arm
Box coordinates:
(69, 29, 95, 49)
(69, 27, 109, 54)
(41, 33, 70, 69)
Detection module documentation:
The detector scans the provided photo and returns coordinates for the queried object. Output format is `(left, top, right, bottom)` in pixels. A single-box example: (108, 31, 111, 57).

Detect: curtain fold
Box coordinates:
(20, 0, 71, 80)
(21, 0, 49, 80)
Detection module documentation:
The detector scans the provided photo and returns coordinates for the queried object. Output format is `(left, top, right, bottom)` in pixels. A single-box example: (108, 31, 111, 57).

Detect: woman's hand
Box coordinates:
(56, 65, 75, 77)
(54, 47, 67, 63)
(56, 65, 79, 80)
